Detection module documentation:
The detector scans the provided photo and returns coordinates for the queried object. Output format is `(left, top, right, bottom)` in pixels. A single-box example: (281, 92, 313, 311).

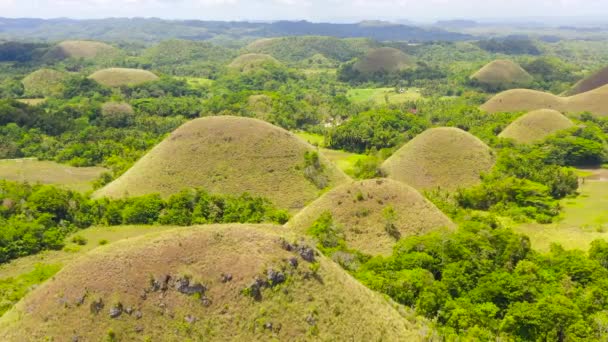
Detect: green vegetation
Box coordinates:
(0, 263, 61, 316)
(346, 87, 422, 104)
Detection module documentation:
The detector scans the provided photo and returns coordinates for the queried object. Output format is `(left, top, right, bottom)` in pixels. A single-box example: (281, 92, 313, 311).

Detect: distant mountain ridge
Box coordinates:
(0, 18, 472, 42)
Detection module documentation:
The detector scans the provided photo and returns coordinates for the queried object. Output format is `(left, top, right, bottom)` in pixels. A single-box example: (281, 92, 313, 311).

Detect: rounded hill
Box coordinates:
(381, 127, 495, 191)
(287, 179, 455, 256)
(46, 40, 119, 60)
(353, 47, 413, 74)
(471, 59, 533, 89)
(21, 68, 67, 97)
(88, 68, 159, 87)
(0, 225, 427, 341)
(499, 109, 575, 144)
(481, 85, 608, 117)
(94, 116, 349, 210)
(566, 65, 608, 96)
(228, 53, 281, 72)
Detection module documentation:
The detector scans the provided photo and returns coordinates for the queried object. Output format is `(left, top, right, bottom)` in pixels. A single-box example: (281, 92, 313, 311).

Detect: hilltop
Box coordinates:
(481, 85, 608, 117)
(566, 65, 608, 95)
(353, 47, 413, 74)
(21, 68, 67, 97)
(471, 59, 533, 89)
(45, 40, 119, 60)
(228, 53, 281, 72)
(382, 127, 495, 191)
(287, 179, 455, 256)
(0, 225, 429, 341)
(95, 116, 349, 210)
(499, 109, 575, 144)
(89, 68, 159, 87)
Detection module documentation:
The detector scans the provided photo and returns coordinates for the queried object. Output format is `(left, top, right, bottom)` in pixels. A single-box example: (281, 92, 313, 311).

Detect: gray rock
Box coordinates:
(185, 315, 197, 324)
(176, 277, 207, 296)
(109, 304, 123, 318)
(221, 273, 233, 283)
(288, 257, 299, 268)
(135, 325, 144, 333)
(299, 246, 315, 262)
(89, 298, 104, 314)
(267, 269, 286, 286)
(134, 310, 143, 319)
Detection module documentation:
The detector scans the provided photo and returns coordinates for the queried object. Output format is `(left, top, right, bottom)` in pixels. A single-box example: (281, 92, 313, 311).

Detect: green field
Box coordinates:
(177, 76, 215, 88)
(294, 132, 367, 176)
(516, 173, 608, 251)
(346, 87, 422, 104)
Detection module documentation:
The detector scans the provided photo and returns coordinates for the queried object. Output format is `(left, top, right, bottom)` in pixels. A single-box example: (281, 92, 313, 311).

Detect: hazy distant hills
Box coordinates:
(0, 18, 471, 42)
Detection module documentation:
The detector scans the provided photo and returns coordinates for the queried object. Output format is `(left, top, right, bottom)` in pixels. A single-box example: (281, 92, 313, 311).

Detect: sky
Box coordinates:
(0, 0, 607, 23)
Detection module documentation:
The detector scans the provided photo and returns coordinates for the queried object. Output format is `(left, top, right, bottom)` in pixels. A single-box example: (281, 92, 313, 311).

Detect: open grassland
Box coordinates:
(287, 179, 455, 256)
(481, 84, 608, 117)
(382, 127, 496, 191)
(319, 148, 367, 176)
(567, 65, 608, 95)
(89, 68, 159, 87)
(95, 116, 350, 210)
(354, 47, 413, 73)
(0, 225, 430, 341)
(346, 87, 422, 104)
(0, 159, 107, 192)
(15, 98, 46, 106)
(471, 59, 533, 88)
(499, 109, 575, 144)
(516, 171, 608, 252)
(46, 40, 120, 60)
(21, 69, 67, 97)
(228, 53, 281, 72)
(177, 77, 215, 88)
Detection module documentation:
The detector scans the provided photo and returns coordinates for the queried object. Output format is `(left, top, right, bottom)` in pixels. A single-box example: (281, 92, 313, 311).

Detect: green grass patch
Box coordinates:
(346, 87, 422, 105)
(319, 148, 366, 176)
(177, 77, 214, 88)
(0, 263, 61, 316)
(295, 131, 325, 147)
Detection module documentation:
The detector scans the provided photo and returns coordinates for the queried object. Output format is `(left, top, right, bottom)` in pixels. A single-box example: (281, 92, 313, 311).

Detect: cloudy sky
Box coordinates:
(0, 0, 607, 22)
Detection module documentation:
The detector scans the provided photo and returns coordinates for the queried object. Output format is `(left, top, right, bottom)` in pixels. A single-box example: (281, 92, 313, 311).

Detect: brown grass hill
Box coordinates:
(0, 224, 431, 341)
(381, 127, 496, 191)
(21, 68, 67, 97)
(45, 40, 120, 60)
(94, 116, 350, 210)
(228, 53, 282, 73)
(353, 47, 413, 74)
(480, 85, 608, 117)
(566, 65, 608, 95)
(88, 68, 159, 87)
(287, 179, 455, 256)
(471, 59, 533, 90)
(499, 109, 575, 144)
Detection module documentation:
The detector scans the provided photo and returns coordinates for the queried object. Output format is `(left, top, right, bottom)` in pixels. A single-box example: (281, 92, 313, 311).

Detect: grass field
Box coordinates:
(499, 109, 574, 144)
(15, 98, 46, 106)
(177, 76, 215, 88)
(89, 68, 159, 87)
(293, 132, 367, 176)
(0, 158, 107, 192)
(471, 59, 533, 88)
(516, 170, 608, 251)
(354, 47, 413, 73)
(347, 87, 422, 104)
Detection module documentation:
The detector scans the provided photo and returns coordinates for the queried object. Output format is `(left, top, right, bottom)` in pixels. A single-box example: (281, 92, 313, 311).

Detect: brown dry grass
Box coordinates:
(287, 179, 455, 256)
(16, 99, 46, 106)
(94, 116, 350, 210)
(499, 109, 575, 144)
(0, 224, 431, 341)
(228, 53, 281, 73)
(567, 65, 608, 95)
(21, 69, 67, 97)
(50, 40, 119, 59)
(354, 47, 413, 73)
(89, 68, 159, 87)
(471, 59, 533, 88)
(382, 127, 496, 191)
(481, 85, 608, 117)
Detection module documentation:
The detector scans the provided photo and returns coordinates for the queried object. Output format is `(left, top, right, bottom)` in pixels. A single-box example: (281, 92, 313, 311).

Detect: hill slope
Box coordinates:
(0, 224, 429, 341)
(21, 68, 67, 97)
(45, 40, 119, 60)
(95, 116, 349, 210)
(471, 59, 533, 89)
(228, 53, 281, 72)
(89, 68, 159, 87)
(499, 109, 575, 144)
(481, 85, 608, 117)
(567, 65, 608, 95)
(353, 47, 413, 74)
(287, 179, 455, 256)
(382, 127, 495, 191)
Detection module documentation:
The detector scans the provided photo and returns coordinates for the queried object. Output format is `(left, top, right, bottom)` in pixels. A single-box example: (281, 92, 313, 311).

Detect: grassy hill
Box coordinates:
(142, 40, 234, 76)
(471, 59, 533, 89)
(481, 85, 608, 117)
(244, 36, 376, 64)
(228, 53, 281, 73)
(21, 68, 67, 97)
(0, 159, 107, 192)
(566, 65, 608, 95)
(0, 224, 430, 341)
(287, 179, 455, 256)
(353, 47, 413, 74)
(381, 127, 496, 191)
(89, 68, 159, 87)
(499, 109, 575, 144)
(94, 116, 350, 210)
(45, 40, 119, 60)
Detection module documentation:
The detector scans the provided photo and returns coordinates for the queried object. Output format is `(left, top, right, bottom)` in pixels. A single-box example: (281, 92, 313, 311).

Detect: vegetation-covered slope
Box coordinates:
(471, 59, 533, 89)
(45, 40, 119, 60)
(382, 127, 495, 191)
(228, 53, 281, 73)
(21, 68, 67, 97)
(499, 109, 575, 144)
(0, 224, 429, 341)
(566, 65, 608, 95)
(481, 85, 608, 117)
(287, 179, 455, 256)
(88, 68, 159, 87)
(353, 47, 413, 74)
(95, 116, 350, 210)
